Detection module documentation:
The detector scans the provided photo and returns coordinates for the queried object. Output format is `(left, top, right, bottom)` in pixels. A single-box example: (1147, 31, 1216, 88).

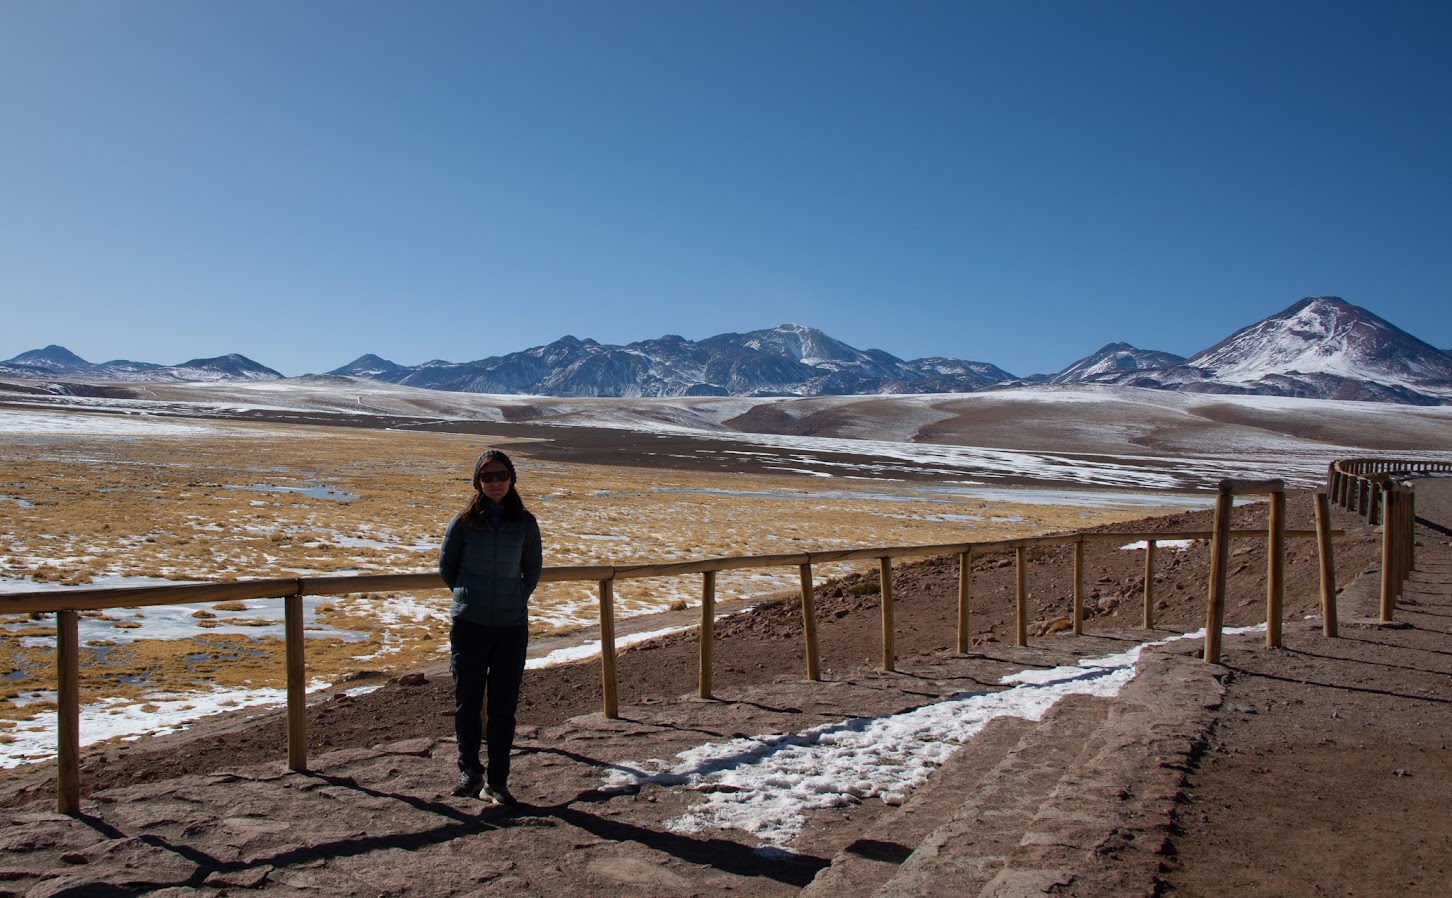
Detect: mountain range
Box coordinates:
(0, 345, 282, 383)
(4, 297, 1450, 405)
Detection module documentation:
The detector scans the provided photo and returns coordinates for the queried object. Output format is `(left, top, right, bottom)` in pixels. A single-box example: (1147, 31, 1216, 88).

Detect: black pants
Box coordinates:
(449, 619, 528, 787)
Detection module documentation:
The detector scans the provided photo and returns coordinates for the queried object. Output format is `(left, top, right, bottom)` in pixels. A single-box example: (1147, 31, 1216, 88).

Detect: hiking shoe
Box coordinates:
(452, 770, 483, 798)
(483, 783, 518, 808)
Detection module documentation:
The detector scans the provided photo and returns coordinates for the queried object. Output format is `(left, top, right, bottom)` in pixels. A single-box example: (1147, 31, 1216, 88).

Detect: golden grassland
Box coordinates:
(1, 418, 1170, 736)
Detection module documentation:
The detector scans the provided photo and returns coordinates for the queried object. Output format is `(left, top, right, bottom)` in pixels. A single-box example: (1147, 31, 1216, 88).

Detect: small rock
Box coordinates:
(1031, 617, 1073, 636)
(205, 866, 273, 889)
(391, 672, 429, 686)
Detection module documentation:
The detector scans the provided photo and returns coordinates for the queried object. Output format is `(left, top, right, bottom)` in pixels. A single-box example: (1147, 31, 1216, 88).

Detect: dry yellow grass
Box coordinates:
(1, 418, 1170, 726)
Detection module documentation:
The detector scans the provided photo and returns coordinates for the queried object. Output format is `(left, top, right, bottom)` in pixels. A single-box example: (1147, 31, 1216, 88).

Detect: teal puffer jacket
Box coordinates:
(438, 512, 543, 627)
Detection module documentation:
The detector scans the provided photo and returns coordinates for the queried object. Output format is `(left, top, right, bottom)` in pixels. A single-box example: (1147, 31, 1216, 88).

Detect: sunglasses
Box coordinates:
(477, 470, 512, 484)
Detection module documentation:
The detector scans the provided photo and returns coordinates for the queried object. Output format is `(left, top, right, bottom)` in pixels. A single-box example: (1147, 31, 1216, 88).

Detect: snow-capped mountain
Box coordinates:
(4, 298, 1450, 403)
(0, 344, 163, 380)
(158, 354, 283, 382)
(1047, 343, 1187, 385)
(333, 324, 1016, 398)
(1093, 297, 1452, 404)
(0, 347, 279, 383)
(328, 353, 414, 381)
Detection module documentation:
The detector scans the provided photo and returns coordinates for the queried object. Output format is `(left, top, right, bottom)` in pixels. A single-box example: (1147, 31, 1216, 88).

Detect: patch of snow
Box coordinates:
(604, 626, 1262, 846)
(0, 680, 329, 769)
(1120, 539, 1196, 551)
(525, 626, 691, 669)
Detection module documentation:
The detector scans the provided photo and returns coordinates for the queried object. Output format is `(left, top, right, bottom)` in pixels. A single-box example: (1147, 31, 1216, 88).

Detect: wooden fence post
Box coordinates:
(1015, 546, 1028, 646)
(1392, 486, 1403, 591)
(879, 557, 896, 672)
(799, 563, 820, 681)
(1403, 487, 1414, 586)
(1204, 480, 1234, 663)
(285, 590, 308, 772)
(1266, 489, 1286, 648)
(1143, 539, 1157, 629)
(56, 610, 80, 816)
(598, 579, 619, 718)
(1404, 487, 1416, 587)
(699, 571, 715, 699)
(1073, 537, 1085, 636)
(955, 549, 972, 653)
(1314, 492, 1338, 638)
(1380, 487, 1398, 622)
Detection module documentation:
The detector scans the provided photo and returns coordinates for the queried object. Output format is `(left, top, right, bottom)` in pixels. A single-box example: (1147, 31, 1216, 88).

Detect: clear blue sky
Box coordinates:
(3, 1, 1449, 377)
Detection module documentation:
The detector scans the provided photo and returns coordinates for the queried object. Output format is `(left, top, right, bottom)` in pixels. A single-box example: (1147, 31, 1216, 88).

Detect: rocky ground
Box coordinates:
(1, 486, 1449, 897)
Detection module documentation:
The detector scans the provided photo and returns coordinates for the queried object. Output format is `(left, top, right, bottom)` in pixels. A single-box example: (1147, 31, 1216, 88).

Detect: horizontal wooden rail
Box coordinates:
(1, 530, 1334, 617)
(1326, 459, 1450, 620)
(1221, 477, 1286, 494)
(9, 490, 1345, 817)
(2, 579, 308, 616)
(1328, 459, 1452, 525)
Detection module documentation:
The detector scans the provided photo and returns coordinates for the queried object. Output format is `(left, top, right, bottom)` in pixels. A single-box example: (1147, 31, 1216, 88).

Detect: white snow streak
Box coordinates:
(604, 626, 1262, 847)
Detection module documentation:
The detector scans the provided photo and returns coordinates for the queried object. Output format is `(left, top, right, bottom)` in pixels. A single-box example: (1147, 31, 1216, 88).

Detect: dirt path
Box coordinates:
(1161, 487, 1452, 898)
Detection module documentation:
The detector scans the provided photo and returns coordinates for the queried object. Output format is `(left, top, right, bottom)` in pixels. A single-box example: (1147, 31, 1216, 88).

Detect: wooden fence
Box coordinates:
(1326, 459, 1448, 618)
(6, 477, 1347, 815)
(1327, 458, 1452, 524)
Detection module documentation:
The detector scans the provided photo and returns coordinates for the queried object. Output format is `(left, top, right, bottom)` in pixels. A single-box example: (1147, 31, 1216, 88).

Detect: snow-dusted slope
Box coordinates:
(1189, 297, 1452, 389)
(1099, 297, 1452, 404)
(1049, 343, 1187, 384)
(4, 377, 1450, 492)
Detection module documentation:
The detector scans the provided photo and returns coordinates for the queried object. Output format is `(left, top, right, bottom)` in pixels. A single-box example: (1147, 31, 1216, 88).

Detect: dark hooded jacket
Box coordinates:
(438, 511, 542, 628)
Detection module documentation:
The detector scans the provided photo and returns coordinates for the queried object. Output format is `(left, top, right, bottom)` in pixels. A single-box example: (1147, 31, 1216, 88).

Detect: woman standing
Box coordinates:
(438, 448, 542, 806)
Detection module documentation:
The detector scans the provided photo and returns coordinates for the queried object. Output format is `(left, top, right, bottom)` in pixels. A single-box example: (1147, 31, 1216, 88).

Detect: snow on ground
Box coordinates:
(2, 597, 371, 647)
(603, 626, 1263, 848)
(10, 383, 1452, 490)
(0, 622, 692, 769)
(0, 681, 327, 769)
(525, 626, 692, 670)
(1121, 539, 1196, 551)
(0, 578, 434, 647)
(648, 428, 1309, 488)
(0, 409, 225, 437)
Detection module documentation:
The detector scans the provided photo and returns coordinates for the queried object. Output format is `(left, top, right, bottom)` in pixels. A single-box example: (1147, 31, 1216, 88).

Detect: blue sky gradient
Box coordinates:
(3, 1, 1449, 377)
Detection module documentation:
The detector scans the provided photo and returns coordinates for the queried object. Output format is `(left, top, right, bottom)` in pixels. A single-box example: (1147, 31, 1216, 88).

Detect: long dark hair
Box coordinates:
(459, 448, 529, 525)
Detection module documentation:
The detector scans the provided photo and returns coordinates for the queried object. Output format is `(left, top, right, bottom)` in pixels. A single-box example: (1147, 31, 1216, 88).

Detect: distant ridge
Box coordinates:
(0, 348, 279, 383)
(330, 324, 1016, 398)
(3, 297, 1449, 404)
